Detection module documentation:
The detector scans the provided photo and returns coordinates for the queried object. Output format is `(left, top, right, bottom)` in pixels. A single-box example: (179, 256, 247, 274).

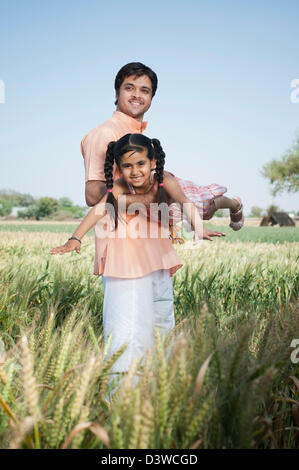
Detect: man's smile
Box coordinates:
(129, 100, 143, 107)
(116, 74, 153, 119)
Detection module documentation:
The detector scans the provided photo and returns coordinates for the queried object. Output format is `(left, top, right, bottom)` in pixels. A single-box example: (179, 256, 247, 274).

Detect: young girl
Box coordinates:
(123, 163, 244, 244)
(171, 179, 244, 229)
(128, 171, 243, 244)
(50, 134, 226, 398)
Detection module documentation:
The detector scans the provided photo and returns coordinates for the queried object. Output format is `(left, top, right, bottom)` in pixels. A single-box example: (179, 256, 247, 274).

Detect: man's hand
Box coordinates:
(50, 239, 81, 255)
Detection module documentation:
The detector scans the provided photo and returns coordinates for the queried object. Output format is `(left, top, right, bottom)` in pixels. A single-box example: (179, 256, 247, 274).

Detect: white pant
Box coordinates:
(102, 269, 175, 398)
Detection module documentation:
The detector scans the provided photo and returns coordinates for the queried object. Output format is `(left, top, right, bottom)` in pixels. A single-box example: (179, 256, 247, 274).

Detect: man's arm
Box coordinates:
(81, 126, 116, 206)
(85, 180, 107, 206)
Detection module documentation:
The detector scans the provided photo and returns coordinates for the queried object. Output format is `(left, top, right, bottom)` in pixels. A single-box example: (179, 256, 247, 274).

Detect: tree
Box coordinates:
(17, 196, 87, 220)
(59, 197, 73, 208)
(18, 197, 59, 220)
(35, 197, 59, 220)
(0, 189, 36, 207)
(18, 193, 36, 207)
(0, 199, 12, 216)
(261, 134, 299, 195)
(249, 206, 264, 218)
(17, 205, 38, 219)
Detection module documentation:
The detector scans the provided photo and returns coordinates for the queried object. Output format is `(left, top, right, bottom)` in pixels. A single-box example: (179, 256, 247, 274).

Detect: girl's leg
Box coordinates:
(214, 196, 240, 211)
(214, 195, 244, 230)
(102, 274, 155, 399)
(204, 196, 239, 220)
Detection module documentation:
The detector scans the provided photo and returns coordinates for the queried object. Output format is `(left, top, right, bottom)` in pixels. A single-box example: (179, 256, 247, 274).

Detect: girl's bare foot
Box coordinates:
(229, 197, 244, 231)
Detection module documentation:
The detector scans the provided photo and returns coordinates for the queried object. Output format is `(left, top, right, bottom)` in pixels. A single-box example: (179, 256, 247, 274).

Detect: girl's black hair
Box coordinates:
(104, 133, 166, 230)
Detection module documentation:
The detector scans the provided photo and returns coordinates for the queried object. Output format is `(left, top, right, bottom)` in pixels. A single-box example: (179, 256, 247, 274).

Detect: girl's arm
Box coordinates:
(50, 183, 124, 255)
(163, 173, 226, 242)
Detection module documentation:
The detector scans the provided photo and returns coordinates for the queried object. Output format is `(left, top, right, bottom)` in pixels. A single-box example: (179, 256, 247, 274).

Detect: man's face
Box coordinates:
(116, 75, 152, 120)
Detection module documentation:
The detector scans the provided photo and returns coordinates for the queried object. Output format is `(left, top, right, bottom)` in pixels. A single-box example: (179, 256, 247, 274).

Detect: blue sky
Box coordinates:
(1, 0, 299, 214)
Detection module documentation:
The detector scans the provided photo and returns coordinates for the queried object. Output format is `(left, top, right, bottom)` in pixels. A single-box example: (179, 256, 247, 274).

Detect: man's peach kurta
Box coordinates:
(81, 110, 147, 182)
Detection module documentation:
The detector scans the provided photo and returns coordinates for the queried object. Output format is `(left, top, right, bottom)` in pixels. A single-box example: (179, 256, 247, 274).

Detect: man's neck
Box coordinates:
(116, 108, 144, 122)
(133, 114, 144, 123)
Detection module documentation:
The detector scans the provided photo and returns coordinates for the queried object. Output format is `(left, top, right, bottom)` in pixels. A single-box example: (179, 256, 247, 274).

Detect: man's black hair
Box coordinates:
(114, 62, 158, 105)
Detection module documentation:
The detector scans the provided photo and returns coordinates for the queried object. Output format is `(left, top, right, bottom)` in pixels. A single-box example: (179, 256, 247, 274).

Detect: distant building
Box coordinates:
(11, 207, 24, 216)
(260, 212, 295, 227)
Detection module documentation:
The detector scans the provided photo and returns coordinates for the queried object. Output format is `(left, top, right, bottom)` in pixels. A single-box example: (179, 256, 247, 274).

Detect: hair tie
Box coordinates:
(159, 183, 164, 187)
(107, 189, 113, 193)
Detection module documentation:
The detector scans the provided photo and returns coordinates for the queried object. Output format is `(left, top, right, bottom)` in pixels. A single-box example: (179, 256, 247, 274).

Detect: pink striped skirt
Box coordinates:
(169, 176, 227, 223)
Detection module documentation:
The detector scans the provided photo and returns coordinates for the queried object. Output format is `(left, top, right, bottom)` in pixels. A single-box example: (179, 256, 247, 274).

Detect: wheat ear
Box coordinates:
(20, 336, 40, 419)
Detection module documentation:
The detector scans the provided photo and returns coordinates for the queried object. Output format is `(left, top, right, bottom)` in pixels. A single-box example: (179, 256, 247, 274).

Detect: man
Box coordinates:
(81, 62, 228, 239)
(81, 62, 158, 207)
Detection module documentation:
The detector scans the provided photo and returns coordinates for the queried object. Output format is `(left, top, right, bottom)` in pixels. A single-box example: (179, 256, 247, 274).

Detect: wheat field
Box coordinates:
(0, 224, 299, 449)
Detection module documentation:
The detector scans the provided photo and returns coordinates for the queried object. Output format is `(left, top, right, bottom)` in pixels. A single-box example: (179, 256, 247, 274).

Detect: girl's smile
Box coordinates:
(119, 148, 156, 192)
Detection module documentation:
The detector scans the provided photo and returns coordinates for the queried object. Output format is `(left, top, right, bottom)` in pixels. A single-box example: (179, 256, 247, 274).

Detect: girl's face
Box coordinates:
(119, 148, 156, 191)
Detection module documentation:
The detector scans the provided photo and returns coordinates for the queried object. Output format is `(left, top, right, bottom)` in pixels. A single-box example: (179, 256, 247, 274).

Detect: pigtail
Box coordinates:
(104, 141, 115, 190)
(151, 138, 165, 184)
(151, 138, 167, 204)
(104, 141, 119, 230)
(151, 138, 168, 227)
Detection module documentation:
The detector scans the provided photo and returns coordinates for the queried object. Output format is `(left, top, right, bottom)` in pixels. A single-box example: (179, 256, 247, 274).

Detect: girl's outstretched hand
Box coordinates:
(50, 239, 81, 255)
(193, 227, 226, 244)
(202, 228, 226, 242)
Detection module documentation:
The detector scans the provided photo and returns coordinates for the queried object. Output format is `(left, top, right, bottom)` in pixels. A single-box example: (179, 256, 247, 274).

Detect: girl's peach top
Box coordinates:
(93, 209, 183, 279)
